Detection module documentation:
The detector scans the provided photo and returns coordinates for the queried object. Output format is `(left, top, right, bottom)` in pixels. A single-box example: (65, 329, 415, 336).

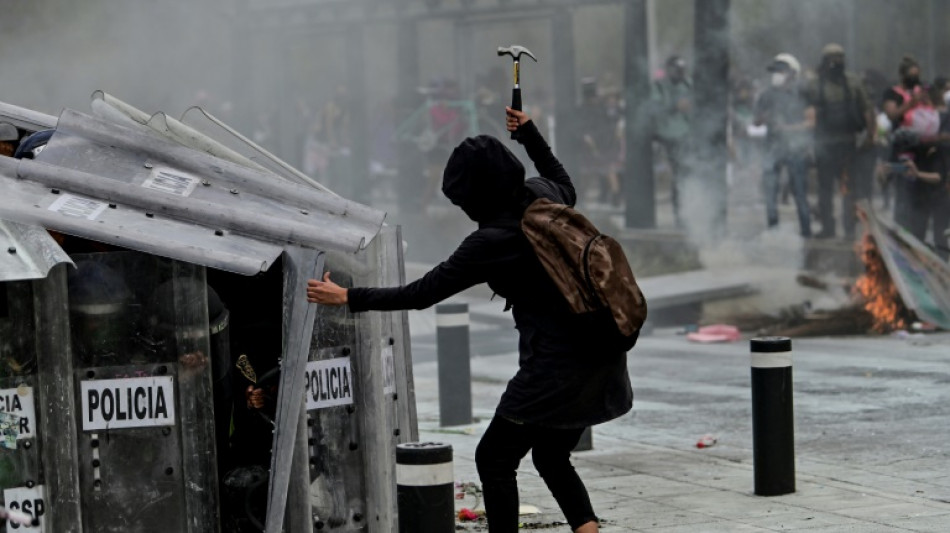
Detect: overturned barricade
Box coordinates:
(0, 97, 415, 532)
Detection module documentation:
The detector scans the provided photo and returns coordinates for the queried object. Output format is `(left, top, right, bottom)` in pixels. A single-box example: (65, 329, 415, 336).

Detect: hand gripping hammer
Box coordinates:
(497, 44, 538, 139)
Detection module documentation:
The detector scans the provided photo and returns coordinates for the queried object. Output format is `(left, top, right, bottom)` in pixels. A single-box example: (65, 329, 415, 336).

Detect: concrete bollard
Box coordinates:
(396, 442, 455, 533)
(750, 336, 795, 496)
(573, 426, 593, 452)
(436, 303, 472, 426)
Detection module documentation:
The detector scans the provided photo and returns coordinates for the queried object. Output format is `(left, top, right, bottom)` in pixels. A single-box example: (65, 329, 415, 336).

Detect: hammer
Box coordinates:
(497, 45, 538, 139)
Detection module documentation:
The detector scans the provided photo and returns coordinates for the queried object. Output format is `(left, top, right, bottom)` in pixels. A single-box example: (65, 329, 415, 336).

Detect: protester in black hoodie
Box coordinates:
(306, 107, 633, 533)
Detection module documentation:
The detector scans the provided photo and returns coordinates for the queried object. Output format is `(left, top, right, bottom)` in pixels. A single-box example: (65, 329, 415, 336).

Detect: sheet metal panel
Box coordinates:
(178, 106, 330, 192)
(265, 247, 323, 533)
(37, 109, 383, 252)
(0, 101, 57, 133)
(90, 92, 279, 181)
(0, 161, 278, 275)
(863, 205, 950, 329)
(0, 219, 73, 282)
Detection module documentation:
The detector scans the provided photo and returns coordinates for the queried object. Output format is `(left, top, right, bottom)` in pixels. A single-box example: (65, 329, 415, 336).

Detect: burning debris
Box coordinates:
(852, 232, 911, 333)
(720, 205, 949, 338)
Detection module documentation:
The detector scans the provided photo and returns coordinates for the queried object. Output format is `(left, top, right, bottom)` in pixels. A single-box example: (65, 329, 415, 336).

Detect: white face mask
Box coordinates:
(771, 72, 788, 87)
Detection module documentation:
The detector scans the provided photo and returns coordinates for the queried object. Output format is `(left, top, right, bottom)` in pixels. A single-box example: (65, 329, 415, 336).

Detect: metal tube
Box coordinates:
(624, 0, 656, 228)
(750, 336, 795, 496)
(436, 303, 472, 427)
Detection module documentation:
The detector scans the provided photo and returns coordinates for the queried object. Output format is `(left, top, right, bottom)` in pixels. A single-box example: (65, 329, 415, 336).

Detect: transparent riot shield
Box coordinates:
(0, 280, 45, 529)
(67, 251, 218, 533)
(304, 225, 412, 532)
(305, 259, 366, 531)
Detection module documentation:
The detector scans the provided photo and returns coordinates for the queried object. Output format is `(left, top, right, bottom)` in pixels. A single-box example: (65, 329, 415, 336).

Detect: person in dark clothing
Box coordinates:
(755, 53, 813, 237)
(803, 43, 874, 239)
(306, 106, 633, 533)
(881, 56, 940, 136)
(652, 56, 693, 227)
(891, 127, 949, 256)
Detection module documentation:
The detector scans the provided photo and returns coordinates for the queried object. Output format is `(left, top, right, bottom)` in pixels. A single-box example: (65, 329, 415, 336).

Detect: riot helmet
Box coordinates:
(67, 260, 133, 366)
(12, 129, 54, 160)
(141, 278, 223, 364)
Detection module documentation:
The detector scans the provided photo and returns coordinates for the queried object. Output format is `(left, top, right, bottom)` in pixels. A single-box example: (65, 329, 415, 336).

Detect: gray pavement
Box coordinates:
(409, 299, 950, 532)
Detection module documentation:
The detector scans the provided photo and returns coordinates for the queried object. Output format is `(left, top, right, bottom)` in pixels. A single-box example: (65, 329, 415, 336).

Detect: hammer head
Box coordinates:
(497, 45, 538, 62)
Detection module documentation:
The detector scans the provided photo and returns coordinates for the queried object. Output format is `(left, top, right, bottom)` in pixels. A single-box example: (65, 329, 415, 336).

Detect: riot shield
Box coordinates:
(67, 251, 218, 533)
(0, 280, 46, 530)
(301, 226, 411, 532)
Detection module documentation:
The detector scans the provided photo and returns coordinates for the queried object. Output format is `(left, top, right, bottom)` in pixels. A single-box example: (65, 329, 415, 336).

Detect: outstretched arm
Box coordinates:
(307, 232, 493, 312)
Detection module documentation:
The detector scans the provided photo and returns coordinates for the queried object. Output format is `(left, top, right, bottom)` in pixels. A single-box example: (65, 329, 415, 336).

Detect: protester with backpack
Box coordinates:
(306, 106, 641, 533)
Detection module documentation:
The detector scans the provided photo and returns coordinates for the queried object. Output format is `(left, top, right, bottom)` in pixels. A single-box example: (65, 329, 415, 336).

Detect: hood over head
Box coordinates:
(442, 135, 525, 222)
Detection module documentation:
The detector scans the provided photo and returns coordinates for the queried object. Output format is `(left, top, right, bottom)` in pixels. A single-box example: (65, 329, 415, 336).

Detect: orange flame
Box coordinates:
(852, 233, 907, 333)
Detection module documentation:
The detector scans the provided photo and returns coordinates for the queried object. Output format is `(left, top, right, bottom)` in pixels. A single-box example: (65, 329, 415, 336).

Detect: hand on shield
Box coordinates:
(306, 272, 348, 306)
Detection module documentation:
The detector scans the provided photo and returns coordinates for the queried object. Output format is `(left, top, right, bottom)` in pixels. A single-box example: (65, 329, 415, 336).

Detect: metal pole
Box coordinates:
(34, 265, 83, 532)
(396, 442, 455, 533)
(624, 0, 656, 228)
(692, 0, 731, 236)
(396, 16, 424, 217)
(750, 336, 795, 496)
(346, 22, 370, 205)
(436, 303, 472, 427)
(551, 7, 577, 169)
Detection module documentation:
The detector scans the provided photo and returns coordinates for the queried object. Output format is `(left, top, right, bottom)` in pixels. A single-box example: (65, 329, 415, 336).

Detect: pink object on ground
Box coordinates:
(686, 324, 741, 343)
(458, 508, 479, 521)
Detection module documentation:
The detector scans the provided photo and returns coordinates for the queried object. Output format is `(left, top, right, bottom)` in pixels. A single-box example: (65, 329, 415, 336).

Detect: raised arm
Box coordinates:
(506, 107, 577, 206)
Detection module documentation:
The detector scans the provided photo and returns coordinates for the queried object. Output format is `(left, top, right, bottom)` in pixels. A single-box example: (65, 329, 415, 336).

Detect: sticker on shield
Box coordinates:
(382, 345, 395, 395)
(3, 484, 45, 531)
(0, 413, 18, 450)
(304, 357, 354, 411)
(0, 386, 36, 441)
(47, 194, 107, 220)
(80, 376, 176, 431)
(142, 167, 200, 197)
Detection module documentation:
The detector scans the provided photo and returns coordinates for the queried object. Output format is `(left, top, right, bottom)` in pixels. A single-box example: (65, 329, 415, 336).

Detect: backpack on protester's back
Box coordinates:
(521, 197, 647, 352)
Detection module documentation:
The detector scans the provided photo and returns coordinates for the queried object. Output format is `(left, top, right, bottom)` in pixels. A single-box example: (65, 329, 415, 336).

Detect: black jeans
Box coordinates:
(475, 416, 597, 532)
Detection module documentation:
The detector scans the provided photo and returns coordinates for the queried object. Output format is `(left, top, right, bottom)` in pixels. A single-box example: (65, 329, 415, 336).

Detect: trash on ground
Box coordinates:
(518, 504, 539, 515)
(696, 434, 718, 448)
(457, 508, 481, 521)
(686, 324, 741, 343)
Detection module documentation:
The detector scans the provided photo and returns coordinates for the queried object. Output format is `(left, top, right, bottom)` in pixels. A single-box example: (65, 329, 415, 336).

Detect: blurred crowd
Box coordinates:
(279, 43, 948, 259)
(729, 44, 948, 258)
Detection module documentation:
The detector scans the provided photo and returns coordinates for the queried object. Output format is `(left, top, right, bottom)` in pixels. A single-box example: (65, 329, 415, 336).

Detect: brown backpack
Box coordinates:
(521, 198, 647, 350)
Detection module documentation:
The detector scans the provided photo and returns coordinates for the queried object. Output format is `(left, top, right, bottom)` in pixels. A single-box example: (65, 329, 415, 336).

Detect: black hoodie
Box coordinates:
(347, 121, 632, 429)
(441, 134, 525, 223)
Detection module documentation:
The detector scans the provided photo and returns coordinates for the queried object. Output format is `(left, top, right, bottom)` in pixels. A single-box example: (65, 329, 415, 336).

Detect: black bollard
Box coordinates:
(396, 442, 455, 533)
(573, 426, 593, 452)
(750, 336, 795, 496)
(436, 303, 472, 426)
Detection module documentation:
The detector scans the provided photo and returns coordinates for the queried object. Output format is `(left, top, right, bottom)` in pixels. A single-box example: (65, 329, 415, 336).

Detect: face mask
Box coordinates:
(904, 75, 920, 88)
(771, 72, 788, 87)
(825, 60, 844, 75)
